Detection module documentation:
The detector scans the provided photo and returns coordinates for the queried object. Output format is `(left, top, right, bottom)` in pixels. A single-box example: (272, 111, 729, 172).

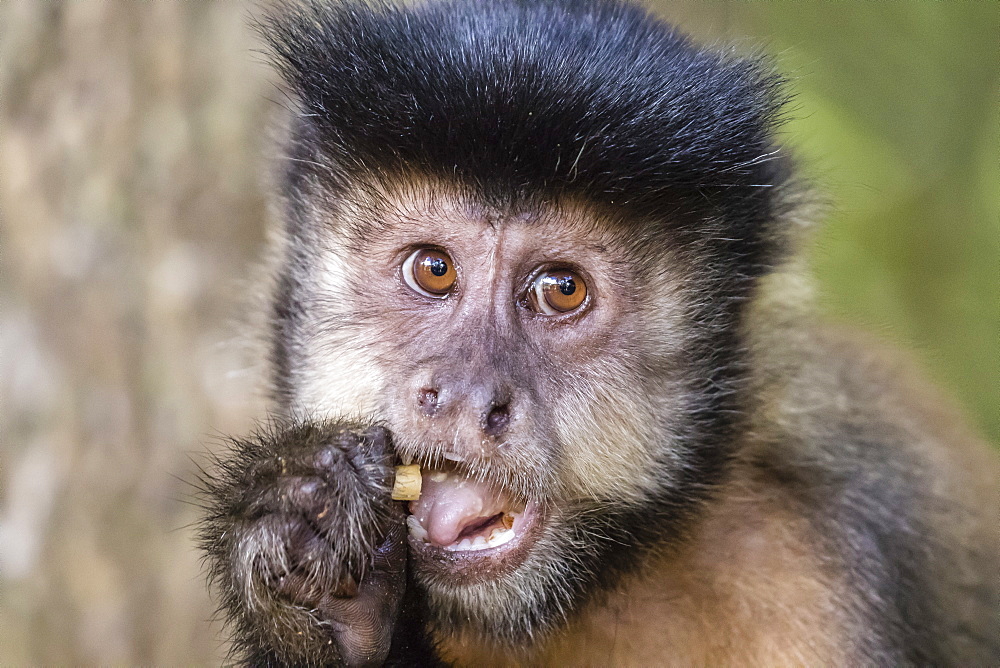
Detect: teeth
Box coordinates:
(407, 512, 518, 551)
(429, 470, 448, 482)
(487, 527, 516, 548)
(442, 525, 517, 552)
(406, 515, 429, 542)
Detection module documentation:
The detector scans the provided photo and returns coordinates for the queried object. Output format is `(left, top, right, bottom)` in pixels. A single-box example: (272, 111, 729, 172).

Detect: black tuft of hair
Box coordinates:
(260, 0, 792, 280)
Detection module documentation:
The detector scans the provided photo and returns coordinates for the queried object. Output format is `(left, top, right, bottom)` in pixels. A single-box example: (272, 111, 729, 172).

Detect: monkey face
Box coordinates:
(238, 0, 797, 655)
(284, 181, 702, 640)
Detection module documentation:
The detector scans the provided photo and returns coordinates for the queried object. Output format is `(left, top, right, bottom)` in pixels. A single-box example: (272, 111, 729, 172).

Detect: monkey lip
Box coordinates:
(405, 467, 542, 575)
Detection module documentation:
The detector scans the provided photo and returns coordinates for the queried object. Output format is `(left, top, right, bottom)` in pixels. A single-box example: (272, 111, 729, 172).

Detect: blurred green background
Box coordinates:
(0, 1, 996, 664)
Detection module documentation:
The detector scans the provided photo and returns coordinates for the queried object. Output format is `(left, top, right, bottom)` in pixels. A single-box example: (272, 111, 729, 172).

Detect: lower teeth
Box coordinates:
(406, 515, 518, 551)
(443, 526, 516, 552)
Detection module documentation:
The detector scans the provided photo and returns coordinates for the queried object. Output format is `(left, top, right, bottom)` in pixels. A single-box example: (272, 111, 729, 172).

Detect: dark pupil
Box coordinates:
(558, 276, 576, 295)
(429, 258, 448, 277)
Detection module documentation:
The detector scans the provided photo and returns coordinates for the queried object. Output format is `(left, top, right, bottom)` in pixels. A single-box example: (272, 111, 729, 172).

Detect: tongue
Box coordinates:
(409, 471, 507, 546)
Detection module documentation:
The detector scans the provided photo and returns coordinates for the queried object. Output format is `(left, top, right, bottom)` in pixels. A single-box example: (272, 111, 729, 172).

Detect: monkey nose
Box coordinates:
(417, 387, 440, 416)
(483, 402, 511, 437)
(414, 381, 514, 438)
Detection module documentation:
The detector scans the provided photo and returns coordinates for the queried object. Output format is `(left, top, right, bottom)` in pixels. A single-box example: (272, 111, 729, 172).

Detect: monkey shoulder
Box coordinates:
(745, 326, 1000, 664)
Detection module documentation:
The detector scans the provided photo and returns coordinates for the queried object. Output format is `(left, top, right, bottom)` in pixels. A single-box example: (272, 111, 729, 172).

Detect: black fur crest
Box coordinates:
(262, 0, 791, 276)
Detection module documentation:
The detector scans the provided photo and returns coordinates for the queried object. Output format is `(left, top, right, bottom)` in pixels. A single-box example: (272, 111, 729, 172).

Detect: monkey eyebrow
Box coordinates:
(532, 237, 610, 258)
(581, 241, 610, 255)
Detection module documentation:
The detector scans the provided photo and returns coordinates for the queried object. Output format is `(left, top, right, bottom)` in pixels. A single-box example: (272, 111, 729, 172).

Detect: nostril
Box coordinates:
(417, 387, 439, 416)
(484, 403, 511, 436)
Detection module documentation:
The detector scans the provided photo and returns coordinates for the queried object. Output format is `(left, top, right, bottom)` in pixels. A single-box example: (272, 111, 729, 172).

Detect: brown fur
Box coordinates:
(438, 477, 850, 666)
(431, 270, 1000, 666)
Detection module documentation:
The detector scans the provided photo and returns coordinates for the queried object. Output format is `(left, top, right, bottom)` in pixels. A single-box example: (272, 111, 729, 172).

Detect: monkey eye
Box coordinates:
(530, 269, 588, 315)
(403, 248, 457, 297)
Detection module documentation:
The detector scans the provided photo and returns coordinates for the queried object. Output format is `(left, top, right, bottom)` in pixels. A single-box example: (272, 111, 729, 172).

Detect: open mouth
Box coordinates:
(405, 466, 541, 573)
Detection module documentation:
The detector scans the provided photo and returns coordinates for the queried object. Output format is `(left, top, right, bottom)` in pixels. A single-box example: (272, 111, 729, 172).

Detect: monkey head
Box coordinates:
(260, 0, 790, 649)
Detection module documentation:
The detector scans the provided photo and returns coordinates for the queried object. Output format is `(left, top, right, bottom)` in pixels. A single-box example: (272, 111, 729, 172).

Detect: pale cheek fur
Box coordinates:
(639, 268, 688, 355)
(552, 374, 662, 504)
(291, 245, 384, 420)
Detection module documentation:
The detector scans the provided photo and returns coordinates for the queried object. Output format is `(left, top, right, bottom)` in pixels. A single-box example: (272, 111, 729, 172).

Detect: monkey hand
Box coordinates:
(199, 422, 406, 667)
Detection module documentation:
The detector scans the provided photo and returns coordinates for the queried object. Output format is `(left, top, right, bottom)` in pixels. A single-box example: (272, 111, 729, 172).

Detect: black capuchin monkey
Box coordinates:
(198, 0, 1000, 665)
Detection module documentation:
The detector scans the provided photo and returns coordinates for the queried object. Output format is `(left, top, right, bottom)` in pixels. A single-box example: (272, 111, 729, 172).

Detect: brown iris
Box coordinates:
(534, 269, 587, 314)
(404, 248, 457, 296)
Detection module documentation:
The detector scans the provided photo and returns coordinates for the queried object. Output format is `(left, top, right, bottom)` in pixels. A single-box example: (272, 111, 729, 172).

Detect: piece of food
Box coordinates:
(391, 464, 422, 501)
